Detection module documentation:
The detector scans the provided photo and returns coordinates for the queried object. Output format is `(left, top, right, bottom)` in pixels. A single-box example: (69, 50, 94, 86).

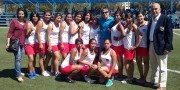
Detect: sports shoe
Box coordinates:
(121, 78, 133, 84)
(105, 79, 113, 87)
(21, 73, 25, 77)
(65, 78, 76, 83)
(42, 71, 50, 76)
(32, 70, 39, 77)
(84, 75, 94, 83)
(136, 78, 146, 84)
(55, 72, 60, 77)
(28, 72, 35, 80)
(16, 76, 24, 83)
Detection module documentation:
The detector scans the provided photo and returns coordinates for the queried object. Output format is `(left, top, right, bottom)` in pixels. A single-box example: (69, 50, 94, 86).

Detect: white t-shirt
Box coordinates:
(90, 25, 100, 47)
(111, 23, 123, 46)
(100, 49, 118, 69)
(62, 21, 69, 43)
(81, 21, 90, 44)
(50, 22, 60, 45)
(25, 21, 36, 44)
(69, 21, 78, 44)
(137, 21, 148, 48)
(80, 48, 96, 66)
(123, 28, 135, 50)
(36, 19, 48, 43)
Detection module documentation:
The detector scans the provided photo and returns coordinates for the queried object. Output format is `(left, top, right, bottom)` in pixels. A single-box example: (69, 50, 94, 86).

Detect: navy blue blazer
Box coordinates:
(147, 14, 173, 55)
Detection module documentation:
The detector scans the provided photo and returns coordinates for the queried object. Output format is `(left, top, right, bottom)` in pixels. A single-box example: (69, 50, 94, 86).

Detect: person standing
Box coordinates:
(147, 3, 173, 90)
(6, 7, 28, 82)
(98, 7, 114, 49)
(25, 12, 40, 79)
(135, 11, 149, 84)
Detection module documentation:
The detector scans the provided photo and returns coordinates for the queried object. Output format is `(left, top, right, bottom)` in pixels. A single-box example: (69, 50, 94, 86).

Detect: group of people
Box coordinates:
(6, 2, 173, 90)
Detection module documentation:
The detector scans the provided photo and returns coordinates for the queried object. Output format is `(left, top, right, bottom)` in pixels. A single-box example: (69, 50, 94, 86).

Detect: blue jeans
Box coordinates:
(13, 45, 24, 77)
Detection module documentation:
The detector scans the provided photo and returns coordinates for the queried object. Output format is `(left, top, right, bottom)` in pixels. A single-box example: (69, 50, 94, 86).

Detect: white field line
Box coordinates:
(133, 60, 180, 74)
(173, 32, 180, 36)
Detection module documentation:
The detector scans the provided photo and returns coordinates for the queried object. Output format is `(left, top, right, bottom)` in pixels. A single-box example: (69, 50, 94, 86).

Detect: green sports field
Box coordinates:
(0, 28, 180, 90)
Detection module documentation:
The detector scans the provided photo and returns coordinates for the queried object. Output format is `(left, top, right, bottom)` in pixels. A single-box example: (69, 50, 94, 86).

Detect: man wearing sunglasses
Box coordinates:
(98, 7, 114, 49)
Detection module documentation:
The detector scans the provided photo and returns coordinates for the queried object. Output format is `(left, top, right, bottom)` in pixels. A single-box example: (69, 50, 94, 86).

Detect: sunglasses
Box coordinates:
(102, 11, 108, 14)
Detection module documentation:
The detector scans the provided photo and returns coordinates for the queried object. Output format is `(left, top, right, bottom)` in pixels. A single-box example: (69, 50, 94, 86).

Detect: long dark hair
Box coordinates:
(74, 11, 82, 23)
(53, 12, 62, 21)
(16, 7, 27, 22)
(30, 11, 40, 24)
(82, 11, 91, 22)
(102, 39, 111, 51)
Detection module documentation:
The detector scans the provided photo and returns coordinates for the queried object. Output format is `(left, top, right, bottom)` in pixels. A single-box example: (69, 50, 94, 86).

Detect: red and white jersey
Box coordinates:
(81, 21, 90, 44)
(90, 25, 100, 47)
(69, 21, 78, 44)
(36, 19, 48, 43)
(80, 48, 96, 66)
(111, 23, 123, 46)
(25, 21, 36, 44)
(123, 28, 135, 50)
(61, 48, 82, 68)
(62, 21, 69, 43)
(100, 49, 118, 69)
(137, 21, 148, 48)
(50, 22, 60, 45)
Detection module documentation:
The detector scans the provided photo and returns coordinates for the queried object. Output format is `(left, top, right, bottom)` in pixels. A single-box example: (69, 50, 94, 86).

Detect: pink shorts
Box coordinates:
(51, 45, 59, 52)
(112, 45, 124, 56)
(60, 65, 72, 75)
(106, 66, 118, 76)
(35, 43, 47, 54)
(59, 43, 69, 53)
(24, 44, 36, 55)
(80, 65, 89, 75)
(124, 48, 135, 60)
(136, 47, 149, 57)
(69, 44, 76, 51)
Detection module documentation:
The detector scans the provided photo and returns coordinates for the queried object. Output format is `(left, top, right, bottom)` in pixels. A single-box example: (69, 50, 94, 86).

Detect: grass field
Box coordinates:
(0, 28, 180, 90)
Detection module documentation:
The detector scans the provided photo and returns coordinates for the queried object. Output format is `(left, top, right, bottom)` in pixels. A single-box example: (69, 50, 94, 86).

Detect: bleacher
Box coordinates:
(0, 12, 16, 26)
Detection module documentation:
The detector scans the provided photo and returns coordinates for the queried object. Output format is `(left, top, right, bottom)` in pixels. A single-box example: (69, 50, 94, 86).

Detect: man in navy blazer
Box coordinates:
(147, 3, 173, 90)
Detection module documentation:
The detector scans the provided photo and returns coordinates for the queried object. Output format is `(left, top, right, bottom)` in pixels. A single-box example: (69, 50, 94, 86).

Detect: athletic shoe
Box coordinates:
(84, 75, 94, 83)
(65, 78, 76, 83)
(32, 70, 39, 77)
(55, 72, 60, 77)
(16, 76, 24, 83)
(105, 79, 113, 87)
(136, 78, 146, 84)
(42, 71, 50, 76)
(121, 78, 133, 84)
(28, 72, 35, 80)
(21, 73, 25, 77)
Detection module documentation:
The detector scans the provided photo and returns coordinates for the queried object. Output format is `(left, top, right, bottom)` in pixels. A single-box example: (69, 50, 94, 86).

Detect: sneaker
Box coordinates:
(84, 75, 94, 83)
(32, 70, 39, 77)
(16, 76, 24, 83)
(55, 72, 60, 77)
(21, 73, 25, 77)
(28, 72, 35, 80)
(42, 71, 50, 77)
(65, 78, 76, 83)
(105, 79, 113, 87)
(121, 78, 133, 84)
(136, 78, 146, 84)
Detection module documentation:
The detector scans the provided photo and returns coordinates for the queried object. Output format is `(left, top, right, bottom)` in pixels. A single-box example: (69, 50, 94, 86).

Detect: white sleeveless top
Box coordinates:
(69, 21, 78, 44)
(50, 22, 60, 45)
(100, 49, 118, 69)
(90, 25, 100, 47)
(36, 19, 48, 43)
(111, 23, 123, 46)
(61, 48, 82, 68)
(25, 21, 36, 44)
(123, 28, 135, 50)
(81, 21, 90, 44)
(137, 21, 148, 48)
(80, 48, 96, 66)
(62, 21, 69, 43)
